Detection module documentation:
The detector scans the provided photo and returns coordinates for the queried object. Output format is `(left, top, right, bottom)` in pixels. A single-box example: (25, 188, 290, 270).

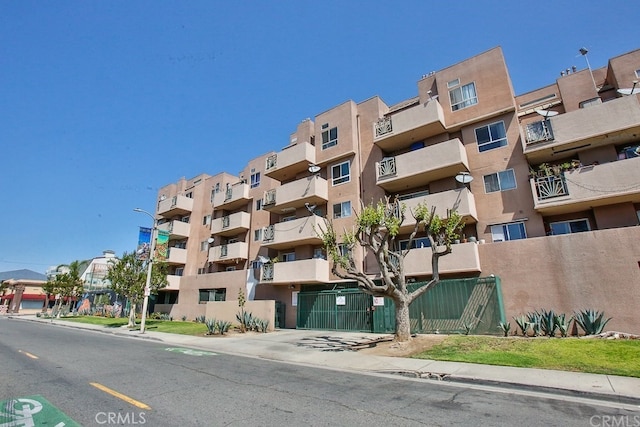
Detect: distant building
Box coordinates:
(0, 269, 48, 314)
(147, 46, 640, 333)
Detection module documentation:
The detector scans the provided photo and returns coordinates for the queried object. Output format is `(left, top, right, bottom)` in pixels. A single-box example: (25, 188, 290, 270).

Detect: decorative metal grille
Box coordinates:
(378, 157, 397, 178)
(263, 225, 275, 242)
(224, 188, 233, 201)
(262, 263, 274, 281)
(220, 244, 228, 258)
(264, 189, 276, 205)
(525, 119, 554, 145)
(535, 175, 569, 199)
(375, 117, 393, 137)
(266, 154, 277, 170)
(222, 216, 230, 228)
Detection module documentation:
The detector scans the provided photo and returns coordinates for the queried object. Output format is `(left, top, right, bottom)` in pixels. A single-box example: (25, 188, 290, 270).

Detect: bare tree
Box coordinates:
(316, 197, 464, 342)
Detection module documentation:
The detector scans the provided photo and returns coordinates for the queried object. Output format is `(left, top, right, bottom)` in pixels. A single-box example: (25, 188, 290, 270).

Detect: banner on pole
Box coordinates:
(155, 230, 170, 261)
(136, 227, 152, 260)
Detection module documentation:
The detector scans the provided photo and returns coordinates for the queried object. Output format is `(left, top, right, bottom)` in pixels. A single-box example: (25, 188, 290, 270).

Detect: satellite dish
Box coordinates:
(207, 237, 214, 244)
(618, 82, 639, 96)
(305, 202, 317, 212)
(308, 164, 321, 174)
(256, 256, 270, 264)
(535, 109, 559, 118)
(455, 172, 473, 184)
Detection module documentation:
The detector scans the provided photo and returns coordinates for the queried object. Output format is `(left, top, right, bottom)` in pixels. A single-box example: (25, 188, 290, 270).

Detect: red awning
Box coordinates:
(21, 294, 46, 301)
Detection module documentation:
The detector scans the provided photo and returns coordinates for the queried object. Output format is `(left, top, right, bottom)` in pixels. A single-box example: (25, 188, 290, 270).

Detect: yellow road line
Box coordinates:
(18, 350, 38, 359)
(90, 382, 151, 410)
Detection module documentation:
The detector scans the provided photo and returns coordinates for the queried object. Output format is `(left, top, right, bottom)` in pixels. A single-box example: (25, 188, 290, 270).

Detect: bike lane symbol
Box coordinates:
(0, 395, 80, 427)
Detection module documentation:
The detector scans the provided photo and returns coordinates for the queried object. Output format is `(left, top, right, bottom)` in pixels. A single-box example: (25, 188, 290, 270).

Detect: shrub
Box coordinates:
(574, 309, 611, 335)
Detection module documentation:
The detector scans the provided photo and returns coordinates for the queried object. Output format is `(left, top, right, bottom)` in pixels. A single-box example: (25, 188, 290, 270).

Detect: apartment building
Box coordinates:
(152, 46, 640, 333)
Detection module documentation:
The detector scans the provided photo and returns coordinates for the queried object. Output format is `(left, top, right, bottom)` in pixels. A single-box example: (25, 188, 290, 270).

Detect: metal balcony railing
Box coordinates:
(264, 189, 276, 206)
(535, 175, 569, 200)
(263, 225, 275, 242)
(525, 119, 554, 145)
(266, 154, 277, 171)
(375, 117, 393, 138)
(222, 216, 230, 229)
(378, 157, 397, 179)
(262, 263, 274, 281)
(220, 244, 228, 258)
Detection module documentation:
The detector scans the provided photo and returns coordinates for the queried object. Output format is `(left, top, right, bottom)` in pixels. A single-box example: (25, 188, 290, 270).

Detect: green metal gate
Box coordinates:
(296, 289, 373, 332)
(297, 277, 505, 335)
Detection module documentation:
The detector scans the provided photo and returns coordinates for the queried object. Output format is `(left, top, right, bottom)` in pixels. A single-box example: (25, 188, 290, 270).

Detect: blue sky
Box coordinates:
(1, 1, 638, 273)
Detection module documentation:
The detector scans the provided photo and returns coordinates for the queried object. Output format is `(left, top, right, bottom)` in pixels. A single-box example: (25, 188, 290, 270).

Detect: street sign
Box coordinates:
(0, 395, 81, 427)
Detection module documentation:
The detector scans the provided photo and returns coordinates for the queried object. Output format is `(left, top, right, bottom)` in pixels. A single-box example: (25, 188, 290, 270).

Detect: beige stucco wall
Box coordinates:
(479, 226, 640, 334)
(205, 300, 275, 331)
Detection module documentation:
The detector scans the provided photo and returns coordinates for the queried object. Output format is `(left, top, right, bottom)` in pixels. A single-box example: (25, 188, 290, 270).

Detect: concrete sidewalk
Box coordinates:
(10, 315, 640, 405)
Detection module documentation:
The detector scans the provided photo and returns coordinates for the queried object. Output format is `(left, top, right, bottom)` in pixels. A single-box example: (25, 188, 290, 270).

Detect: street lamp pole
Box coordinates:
(134, 207, 156, 334)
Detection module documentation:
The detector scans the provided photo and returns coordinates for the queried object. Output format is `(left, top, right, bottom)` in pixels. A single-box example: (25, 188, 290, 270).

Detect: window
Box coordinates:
(256, 199, 262, 211)
(337, 244, 348, 257)
(491, 222, 527, 242)
(449, 82, 477, 111)
(321, 124, 338, 149)
(197, 267, 207, 275)
(181, 215, 190, 223)
(579, 97, 601, 108)
(175, 267, 184, 276)
(313, 248, 325, 259)
(550, 219, 590, 235)
(156, 290, 178, 304)
(250, 172, 261, 188)
(226, 266, 236, 272)
(484, 169, 516, 193)
(333, 201, 351, 219)
(185, 192, 193, 198)
(636, 69, 640, 79)
(281, 252, 295, 262)
(200, 241, 209, 251)
(199, 288, 226, 303)
(475, 121, 507, 152)
(254, 228, 262, 241)
(203, 215, 211, 225)
(331, 161, 350, 186)
(399, 237, 431, 250)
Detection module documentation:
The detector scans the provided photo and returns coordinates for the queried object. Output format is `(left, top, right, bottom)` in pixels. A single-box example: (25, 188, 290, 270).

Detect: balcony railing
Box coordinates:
(525, 119, 554, 145)
(263, 225, 275, 242)
(534, 175, 569, 200)
(378, 157, 397, 179)
(212, 182, 251, 210)
(262, 263, 274, 281)
(265, 154, 277, 171)
(262, 176, 328, 213)
(260, 258, 330, 284)
(263, 189, 276, 206)
(222, 215, 230, 229)
(375, 117, 393, 138)
(261, 216, 325, 249)
(264, 142, 317, 181)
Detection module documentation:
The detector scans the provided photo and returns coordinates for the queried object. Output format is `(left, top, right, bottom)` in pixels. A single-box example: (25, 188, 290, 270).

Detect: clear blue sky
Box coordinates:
(1, 1, 638, 273)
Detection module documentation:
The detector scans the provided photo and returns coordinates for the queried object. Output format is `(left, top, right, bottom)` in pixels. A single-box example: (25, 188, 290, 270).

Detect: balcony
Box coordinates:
(212, 183, 251, 211)
(396, 188, 478, 233)
(262, 176, 328, 213)
(158, 220, 190, 239)
(262, 215, 324, 250)
(403, 243, 481, 276)
(165, 274, 181, 290)
(260, 258, 330, 284)
(208, 241, 249, 264)
(211, 212, 251, 237)
(166, 247, 187, 265)
(531, 157, 640, 215)
(373, 99, 446, 152)
(158, 195, 193, 218)
(376, 138, 469, 193)
(264, 142, 316, 181)
(523, 95, 640, 163)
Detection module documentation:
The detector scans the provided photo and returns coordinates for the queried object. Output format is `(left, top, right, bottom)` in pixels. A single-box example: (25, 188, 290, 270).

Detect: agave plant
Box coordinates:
(538, 309, 558, 337)
(205, 318, 217, 335)
(554, 313, 573, 337)
(513, 315, 530, 337)
(526, 311, 542, 337)
(497, 321, 511, 337)
(195, 314, 206, 324)
(574, 309, 611, 335)
(216, 320, 232, 335)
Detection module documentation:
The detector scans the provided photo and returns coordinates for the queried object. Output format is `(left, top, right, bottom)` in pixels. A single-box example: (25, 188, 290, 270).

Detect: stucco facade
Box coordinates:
(150, 46, 640, 333)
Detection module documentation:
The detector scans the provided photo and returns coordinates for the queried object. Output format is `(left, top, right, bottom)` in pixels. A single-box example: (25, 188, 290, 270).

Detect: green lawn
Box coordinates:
(413, 335, 640, 377)
(61, 316, 208, 335)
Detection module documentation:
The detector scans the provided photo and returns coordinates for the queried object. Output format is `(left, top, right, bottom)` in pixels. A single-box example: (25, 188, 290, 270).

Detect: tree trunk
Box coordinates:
(128, 303, 137, 327)
(394, 297, 411, 342)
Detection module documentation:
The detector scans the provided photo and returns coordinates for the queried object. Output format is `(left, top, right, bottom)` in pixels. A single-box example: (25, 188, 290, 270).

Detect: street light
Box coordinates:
(133, 207, 156, 334)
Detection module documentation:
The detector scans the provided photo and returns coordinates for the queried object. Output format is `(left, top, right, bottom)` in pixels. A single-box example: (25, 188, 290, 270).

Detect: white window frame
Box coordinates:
(399, 237, 431, 250)
(484, 169, 517, 193)
(475, 121, 508, 152)
(333, 201, 352, 219)
(175, 267, 184, 276)
(200, 241, 209, 251)
(254, 228, 262, 241)
(331, 161, 351, 186)
(255, 199, 262, 211)
(491, 222, 527, 242)
(321, 124, 338, 150)
(449, 82, 478, 111)
(203, 214, 211, 226)
(250, 172, 261, 188)
(281, 252, 295, 262)
(549, 219, 591, 235)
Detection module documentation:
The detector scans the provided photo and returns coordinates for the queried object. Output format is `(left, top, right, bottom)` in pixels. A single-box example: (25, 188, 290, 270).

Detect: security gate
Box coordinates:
(296, 289, 373, 332)
(296, 277, 505, 335)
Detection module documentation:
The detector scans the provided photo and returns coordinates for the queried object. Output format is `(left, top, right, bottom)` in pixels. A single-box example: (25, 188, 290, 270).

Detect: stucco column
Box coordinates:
(9, 284, 26, 314)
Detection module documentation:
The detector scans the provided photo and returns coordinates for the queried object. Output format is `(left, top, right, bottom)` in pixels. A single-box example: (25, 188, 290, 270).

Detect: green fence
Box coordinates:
(297, 277, 505, 335)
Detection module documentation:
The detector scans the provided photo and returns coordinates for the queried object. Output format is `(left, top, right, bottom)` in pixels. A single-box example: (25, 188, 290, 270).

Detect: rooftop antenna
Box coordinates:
(579, 47, 598, 93)
(617, 80, 640, 96)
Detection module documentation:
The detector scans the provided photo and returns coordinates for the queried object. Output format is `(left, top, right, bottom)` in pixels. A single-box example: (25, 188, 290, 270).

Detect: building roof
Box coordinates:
(0, 269, 47, 282)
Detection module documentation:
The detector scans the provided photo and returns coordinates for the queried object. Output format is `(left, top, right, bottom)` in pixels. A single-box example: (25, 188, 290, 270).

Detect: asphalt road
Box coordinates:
(0, 317, 637, 426)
